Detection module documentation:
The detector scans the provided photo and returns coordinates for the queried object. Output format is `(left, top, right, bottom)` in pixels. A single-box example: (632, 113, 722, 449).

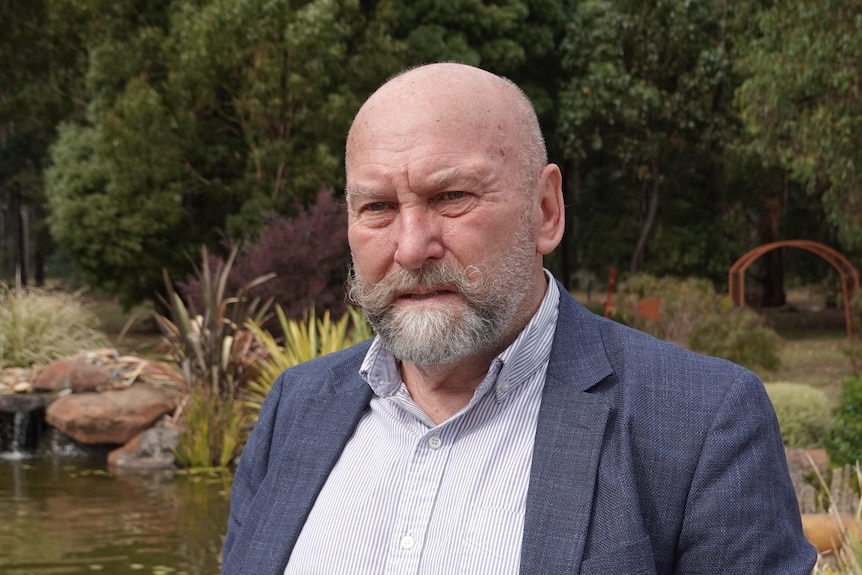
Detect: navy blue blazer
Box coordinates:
(222, 283, 816, 574)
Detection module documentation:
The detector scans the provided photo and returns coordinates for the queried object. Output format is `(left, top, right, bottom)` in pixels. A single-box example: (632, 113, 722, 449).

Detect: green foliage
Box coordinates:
(43, 0, 400, 307)
(0, 283, 108, 369)
(613, 274, 781, 372)
(558, 0, 735, 273)
(243, 305, 372, 421)
(828, 374, 862, 468)
(154, 245, 274, 468)
(10, 0, 859, 312)
(613, 275, 716, 345)
(689, 303, 782, 373)
(173, 392, 247, 470)
(736, 0, 862, 252)
(763, 382, 834, 448)
(0, 0, 88, 283)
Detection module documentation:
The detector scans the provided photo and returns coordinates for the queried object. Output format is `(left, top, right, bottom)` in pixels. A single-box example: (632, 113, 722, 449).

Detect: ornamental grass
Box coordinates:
(0, 282, 108, 369)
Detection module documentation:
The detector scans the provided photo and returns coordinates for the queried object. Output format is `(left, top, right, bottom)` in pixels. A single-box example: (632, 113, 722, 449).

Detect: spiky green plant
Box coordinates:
(173, 392, 247, 469)
(154, 245, 274, 399)
(0, 282, 108, 368)
(154, 245, 274, 468)
(243, 305, 372, 420)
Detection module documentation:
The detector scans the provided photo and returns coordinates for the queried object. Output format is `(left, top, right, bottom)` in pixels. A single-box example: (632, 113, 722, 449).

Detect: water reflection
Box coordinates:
(0, 456, 230, 574)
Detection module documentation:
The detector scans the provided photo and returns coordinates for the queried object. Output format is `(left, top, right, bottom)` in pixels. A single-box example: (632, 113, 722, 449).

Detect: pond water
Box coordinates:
(0, 454, 230, 575)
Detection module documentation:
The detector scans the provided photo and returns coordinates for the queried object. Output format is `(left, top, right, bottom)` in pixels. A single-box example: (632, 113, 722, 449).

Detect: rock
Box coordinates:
(108, 420, 180, 470)
(0, 392, 53, 414)
(31, 359, 114, 393)
(13, 382, 32, 393)
(45, 384, 179, 445)
(0, 368, 31, 391)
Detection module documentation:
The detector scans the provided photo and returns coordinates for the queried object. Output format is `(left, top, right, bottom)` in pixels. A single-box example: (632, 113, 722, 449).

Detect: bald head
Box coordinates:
(347, 63, 547, 195)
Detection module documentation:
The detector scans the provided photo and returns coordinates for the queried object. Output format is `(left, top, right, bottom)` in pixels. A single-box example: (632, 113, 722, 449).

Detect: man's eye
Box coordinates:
(444, 191, 466, 200)
(367, 202, 387, 211)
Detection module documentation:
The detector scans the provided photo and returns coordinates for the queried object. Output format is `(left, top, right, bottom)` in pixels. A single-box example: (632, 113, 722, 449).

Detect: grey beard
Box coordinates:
(346, 261, 522, 366)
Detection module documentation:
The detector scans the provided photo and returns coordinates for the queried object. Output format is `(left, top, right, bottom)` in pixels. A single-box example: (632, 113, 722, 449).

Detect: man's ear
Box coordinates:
(534, 164, 565, 255)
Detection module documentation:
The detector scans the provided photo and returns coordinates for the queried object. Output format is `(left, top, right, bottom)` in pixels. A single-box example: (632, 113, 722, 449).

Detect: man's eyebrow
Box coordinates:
(346, 186, 384, 198)
(432, 168, 463, 189)
(345, 186, 385, 208)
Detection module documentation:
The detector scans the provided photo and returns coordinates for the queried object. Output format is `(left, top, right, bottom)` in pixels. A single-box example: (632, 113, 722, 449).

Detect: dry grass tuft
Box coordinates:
(0, 283, 108, 369)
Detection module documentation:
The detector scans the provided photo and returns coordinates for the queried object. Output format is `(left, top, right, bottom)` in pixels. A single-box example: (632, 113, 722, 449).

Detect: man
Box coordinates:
(222, 63, 816, 574)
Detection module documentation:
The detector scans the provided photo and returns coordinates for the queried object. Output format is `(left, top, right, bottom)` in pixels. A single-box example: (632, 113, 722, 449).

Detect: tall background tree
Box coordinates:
(736, 0, 862, 256)
(0, 0, 87, 284)
(557, 0, 750, 282)
(45, 0, 402, 306)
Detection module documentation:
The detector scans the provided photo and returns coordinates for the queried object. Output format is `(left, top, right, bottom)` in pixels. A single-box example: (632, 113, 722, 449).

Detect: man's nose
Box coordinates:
(393, 209, 445, 270)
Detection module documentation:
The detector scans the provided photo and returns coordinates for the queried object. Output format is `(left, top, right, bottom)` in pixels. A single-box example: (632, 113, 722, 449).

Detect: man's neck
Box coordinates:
(399, 354, 494, 425)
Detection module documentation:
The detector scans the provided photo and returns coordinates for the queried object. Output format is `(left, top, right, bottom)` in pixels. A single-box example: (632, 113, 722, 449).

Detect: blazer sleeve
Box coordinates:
(674, 369, 817, 573)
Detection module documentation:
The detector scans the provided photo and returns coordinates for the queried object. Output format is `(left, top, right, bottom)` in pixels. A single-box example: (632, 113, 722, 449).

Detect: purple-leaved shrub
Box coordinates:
(181, 188, 350, 324)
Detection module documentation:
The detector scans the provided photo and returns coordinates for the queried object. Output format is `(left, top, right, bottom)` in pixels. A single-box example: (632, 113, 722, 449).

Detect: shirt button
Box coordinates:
(401, 535, 415, 550)
(427, 435, 442, 450)
(500, 380, 512, 392)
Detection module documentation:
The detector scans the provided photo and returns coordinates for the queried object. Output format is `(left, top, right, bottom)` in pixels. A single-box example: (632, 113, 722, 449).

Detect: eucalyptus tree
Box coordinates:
(736, 0, 862, 255)
(557, 0, 742, 278)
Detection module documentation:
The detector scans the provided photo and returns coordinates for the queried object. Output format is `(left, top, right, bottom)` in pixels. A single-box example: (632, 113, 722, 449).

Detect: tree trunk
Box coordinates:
(33, 203, 46, 286)
(558, 156, 581, 290)
(758, 175, 786, 307)
(630, 160, 661, 273)
(11, 182, 28, 284)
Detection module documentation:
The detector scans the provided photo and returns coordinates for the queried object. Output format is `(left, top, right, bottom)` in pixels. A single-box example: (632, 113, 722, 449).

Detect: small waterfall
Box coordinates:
(0, 411, 30, 459)
(10, 412, 29, 455)
(0, 406, 47, 458)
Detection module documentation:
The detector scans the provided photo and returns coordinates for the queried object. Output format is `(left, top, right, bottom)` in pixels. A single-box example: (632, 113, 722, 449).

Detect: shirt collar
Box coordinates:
(359, 270, 560, 401)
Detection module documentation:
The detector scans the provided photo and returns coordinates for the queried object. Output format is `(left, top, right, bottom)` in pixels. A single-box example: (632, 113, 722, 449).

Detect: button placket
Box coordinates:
(383, 429, 452, 575)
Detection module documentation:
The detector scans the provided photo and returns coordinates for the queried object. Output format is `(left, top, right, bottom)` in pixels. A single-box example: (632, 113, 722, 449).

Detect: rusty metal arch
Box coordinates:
(729, 240, 860, 343)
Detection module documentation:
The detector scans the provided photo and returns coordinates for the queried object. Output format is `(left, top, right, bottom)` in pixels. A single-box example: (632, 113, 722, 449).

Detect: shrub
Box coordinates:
(612, 275, 716, 346)
(828, 374, 862, 467)
(689, 301, 782, 372)
(763, 382, 834, 448)
(181, 188, 350, 324)
(612, 274, 781, 372)
(0, 283, 108, 368)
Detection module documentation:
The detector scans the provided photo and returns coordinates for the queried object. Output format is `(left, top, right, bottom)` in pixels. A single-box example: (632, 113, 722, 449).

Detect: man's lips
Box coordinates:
(398, 289, 456, 300)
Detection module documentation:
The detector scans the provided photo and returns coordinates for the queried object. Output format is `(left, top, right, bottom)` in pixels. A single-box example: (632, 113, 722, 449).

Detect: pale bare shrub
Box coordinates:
(0, 283, 108, 369)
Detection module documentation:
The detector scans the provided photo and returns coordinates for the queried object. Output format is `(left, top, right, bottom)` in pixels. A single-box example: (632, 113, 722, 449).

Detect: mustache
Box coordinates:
(347, 261, 496, 312)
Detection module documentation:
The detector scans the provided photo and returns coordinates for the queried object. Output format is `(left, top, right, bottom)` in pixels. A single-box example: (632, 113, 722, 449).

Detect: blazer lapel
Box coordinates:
(520, 286, 614, 574)
(236, 365, 373, 574)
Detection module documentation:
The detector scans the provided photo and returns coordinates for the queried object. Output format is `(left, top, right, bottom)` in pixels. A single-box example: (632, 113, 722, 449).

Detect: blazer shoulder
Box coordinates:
(272, 338, 374, 399)
(553, 287, 757, 398)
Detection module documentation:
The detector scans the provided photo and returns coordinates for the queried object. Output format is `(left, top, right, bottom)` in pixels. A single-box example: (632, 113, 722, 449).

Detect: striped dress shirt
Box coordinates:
(284, 275, 560, 575)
